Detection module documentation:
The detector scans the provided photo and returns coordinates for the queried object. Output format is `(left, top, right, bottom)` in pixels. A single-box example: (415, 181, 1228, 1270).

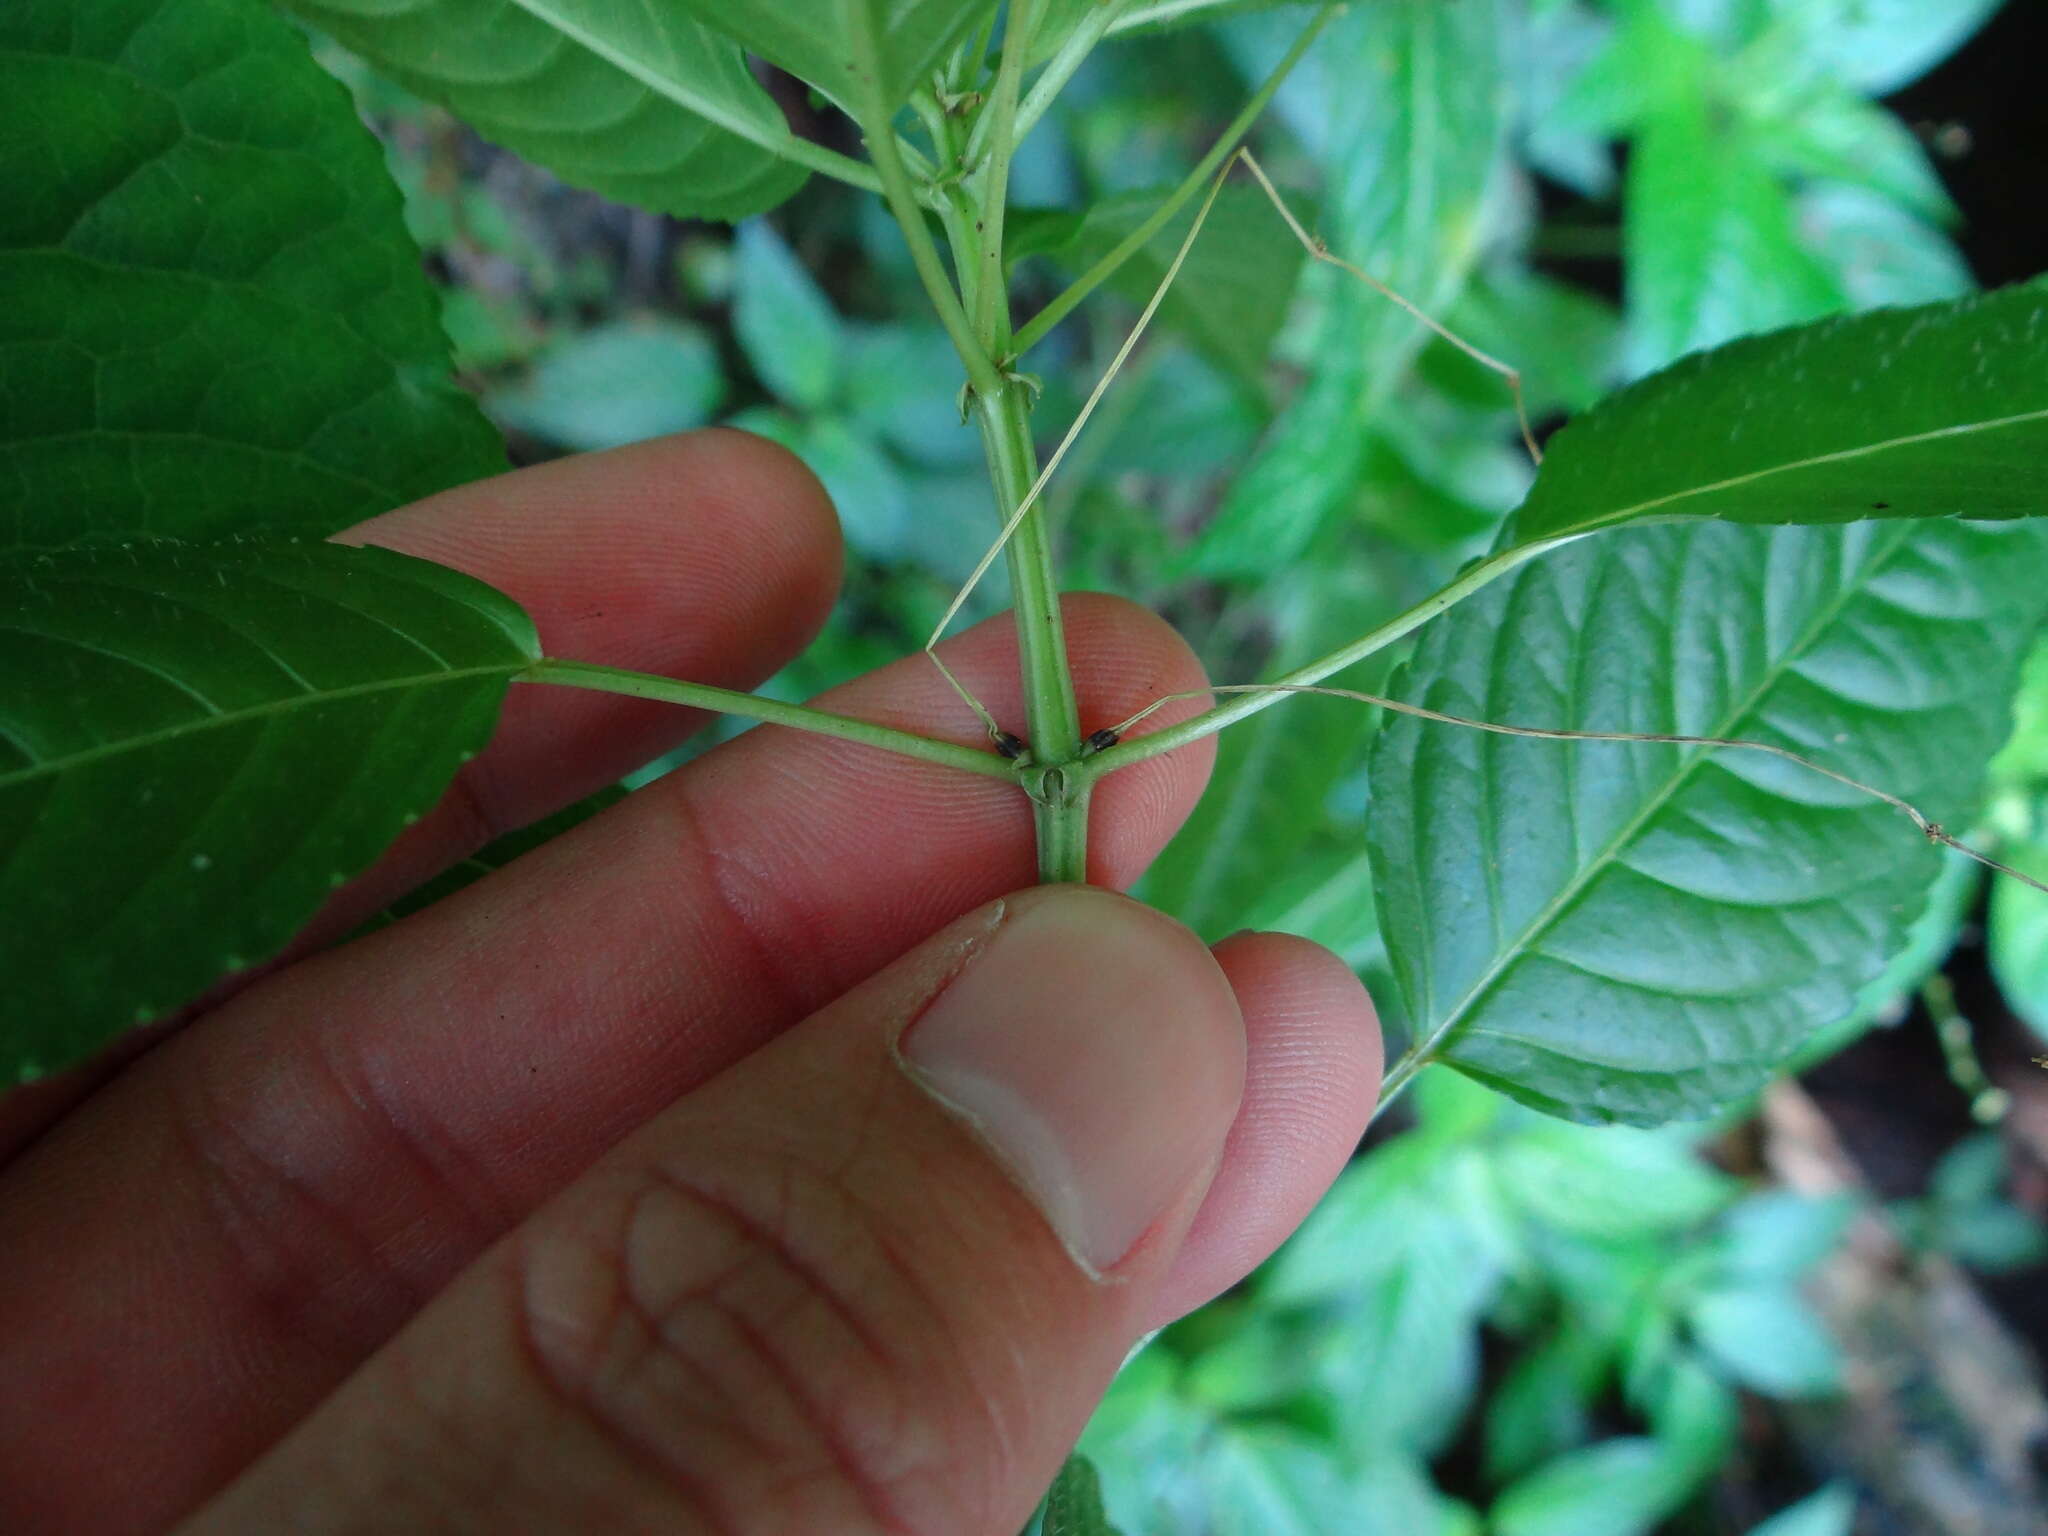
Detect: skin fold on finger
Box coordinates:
(1149, 932, 1382, 1326)
(0, 595, 1216, 1534)
(186, 890, 1247, 1536)
(0, 431, 841, 1173)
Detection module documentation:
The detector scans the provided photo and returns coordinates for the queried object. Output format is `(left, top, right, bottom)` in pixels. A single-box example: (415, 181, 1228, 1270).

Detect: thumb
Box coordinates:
(188, 886, 1246, 1536)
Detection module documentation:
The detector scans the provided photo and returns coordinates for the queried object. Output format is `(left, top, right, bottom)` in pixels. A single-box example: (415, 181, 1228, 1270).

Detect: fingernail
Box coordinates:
(898, 886, 1245, 1274)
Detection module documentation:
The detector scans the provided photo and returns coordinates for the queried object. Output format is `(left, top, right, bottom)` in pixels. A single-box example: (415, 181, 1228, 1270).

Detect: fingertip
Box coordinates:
(344, 427, 844, 674)
(674, 427, 846, 637)
(900, 886, 1246, 1276)
(1213, 929, 1383, 1171)
(1147, 930, 1381, 1323)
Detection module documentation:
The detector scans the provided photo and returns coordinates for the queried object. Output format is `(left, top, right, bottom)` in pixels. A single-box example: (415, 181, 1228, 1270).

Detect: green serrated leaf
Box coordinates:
(0, 537, 539, 1080)
(1505, 280, 2048, 547)
(1789, 842, 1978, 1070)
(1370, 518, 2048, 1125)
(286, 0, 809, 220)
(0, 0, 503, 549)
(675, 0, 986, 123)
(1040, 1454, 1125, 1536)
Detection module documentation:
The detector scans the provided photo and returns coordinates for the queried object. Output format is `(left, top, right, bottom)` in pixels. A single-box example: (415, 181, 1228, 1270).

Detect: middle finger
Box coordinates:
(0, 594, 1214, 1530)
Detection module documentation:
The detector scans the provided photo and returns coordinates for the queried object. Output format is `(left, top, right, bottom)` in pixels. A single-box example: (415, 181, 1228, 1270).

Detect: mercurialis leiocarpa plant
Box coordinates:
(9, 0, 2048, 1122)
(3, 0, 2047, 1516)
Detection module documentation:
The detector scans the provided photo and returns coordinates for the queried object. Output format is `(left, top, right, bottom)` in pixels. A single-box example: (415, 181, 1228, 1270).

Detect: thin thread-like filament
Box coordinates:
(1101, 682, 2048, 897)
(924, 148, 1542, 728)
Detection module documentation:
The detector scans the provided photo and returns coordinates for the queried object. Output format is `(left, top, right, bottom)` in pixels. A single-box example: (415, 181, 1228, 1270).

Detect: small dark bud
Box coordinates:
(993, 730, 1028, 760)
(1084, 727, 1121, 754)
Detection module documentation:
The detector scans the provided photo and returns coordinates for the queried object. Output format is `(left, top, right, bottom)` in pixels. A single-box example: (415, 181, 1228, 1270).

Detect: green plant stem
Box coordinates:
(1008, 1, 1336, 359)
(971, 0, 1041, 351)
(1375, 1043, 1431, 1115)
(860, 66, 1003, 398)
(964, 0, 1130, 172)
(910, 90, 987, 316)
(865, 1, 1085, 882)
(1035, 772, 1093, 885)
(976, 385, 1090, 880)
(519, 659, 1017, 781)
(1926, 973, 2010, 1123)
(1079, 538, 1573, 783)
(767, 136, 888, 195)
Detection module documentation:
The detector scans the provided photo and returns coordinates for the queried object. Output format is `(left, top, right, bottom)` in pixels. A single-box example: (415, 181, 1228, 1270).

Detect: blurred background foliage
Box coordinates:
(318, 1, 2048, 1529)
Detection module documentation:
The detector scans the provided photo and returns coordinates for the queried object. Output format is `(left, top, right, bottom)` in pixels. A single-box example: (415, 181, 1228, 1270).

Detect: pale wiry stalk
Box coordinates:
(1084, 682, 2048, 898)
(924, 147, 1539, 734)
(1233, 151, 1541, 464)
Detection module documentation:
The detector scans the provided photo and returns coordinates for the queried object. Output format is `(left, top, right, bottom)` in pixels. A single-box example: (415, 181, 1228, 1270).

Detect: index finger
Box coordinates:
(0, 595, 1217, 1532)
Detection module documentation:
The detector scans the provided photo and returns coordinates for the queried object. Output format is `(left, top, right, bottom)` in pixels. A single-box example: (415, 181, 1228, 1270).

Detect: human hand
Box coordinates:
(0, 432, 1380, 1535)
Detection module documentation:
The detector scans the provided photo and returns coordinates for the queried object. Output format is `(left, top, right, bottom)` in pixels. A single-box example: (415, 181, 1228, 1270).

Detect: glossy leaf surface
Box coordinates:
(1505, 279, 2048, 547)
(1369, 519, 2048, 1124)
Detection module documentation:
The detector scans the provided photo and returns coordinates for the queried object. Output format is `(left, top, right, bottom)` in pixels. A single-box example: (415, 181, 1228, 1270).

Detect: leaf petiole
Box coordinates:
(1079, 537, 1575, 777)
(518, 659, 1018, 781)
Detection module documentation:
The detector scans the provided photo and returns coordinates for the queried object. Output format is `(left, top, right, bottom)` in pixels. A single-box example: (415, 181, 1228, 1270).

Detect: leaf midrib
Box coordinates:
(1405, 522, 1917, 1073)
(0, 661, 527, 790)
(1548, 407, 2048, 538)
(503, 0, 795, 160)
